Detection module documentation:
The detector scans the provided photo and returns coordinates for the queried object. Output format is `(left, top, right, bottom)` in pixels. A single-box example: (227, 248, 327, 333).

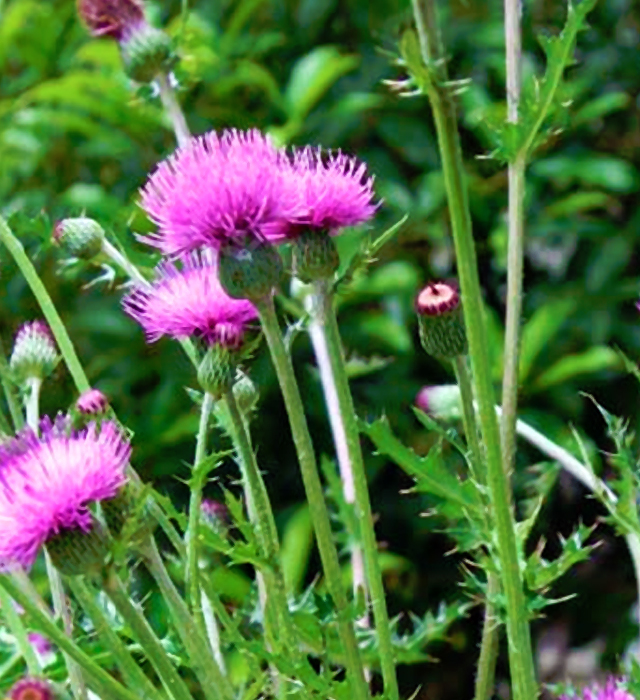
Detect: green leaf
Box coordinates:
(280, 504, 313, 594)
(519, 297, 576, 383)
(532, 346, 622, 392)
(532, 155, 639, 193)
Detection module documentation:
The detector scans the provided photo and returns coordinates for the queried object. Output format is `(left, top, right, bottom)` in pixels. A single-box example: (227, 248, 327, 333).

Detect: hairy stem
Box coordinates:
(156, 72, 191, 147)
(256, 295, 370, 700)
(306, 283, 398, 699)
(409, 3, 537, 698)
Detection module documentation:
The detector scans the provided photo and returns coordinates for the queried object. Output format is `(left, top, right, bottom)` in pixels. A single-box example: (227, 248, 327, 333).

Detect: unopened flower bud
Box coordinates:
(101, 486, 153, 544)
(53, 217, 105, 260)
(10, 322, 59, 382)
(218, 242, 284, 302)
(415, 385, 462, 421)
(415, 281, 467, 358)
(120, 24, 174, 83)
(198, 346, 236, 399)
(201, 499, 229, 535)
(45, 520, 110, 576)
(76, 388, 109, 415)
(9, 676, 56, 700)
(233, 370, 258, 414)
(292, 229, 340, 283)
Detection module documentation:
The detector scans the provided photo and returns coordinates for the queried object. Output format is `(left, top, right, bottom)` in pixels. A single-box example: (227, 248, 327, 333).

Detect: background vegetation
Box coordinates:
(1, 0, 639, 697)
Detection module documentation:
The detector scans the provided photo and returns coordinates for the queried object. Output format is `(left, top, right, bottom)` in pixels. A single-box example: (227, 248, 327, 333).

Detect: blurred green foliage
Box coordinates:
(1, 0, 640, 696)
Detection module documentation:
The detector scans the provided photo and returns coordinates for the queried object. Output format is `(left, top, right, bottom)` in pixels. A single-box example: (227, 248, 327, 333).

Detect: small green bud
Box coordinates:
(101, 486, 153, 545)
(53, 217, 105, 260)
(9, 321, 59, 382)
(218, 242, 284, 302)
(198, 346, 236, 399)
(45, 521, 110, 577)
(415, 385, 462, 421)
(415, 281, 467, 358)
(233, 370, 258, 414)
(120, 24, 174, 83)
(292, 229, 340, 283)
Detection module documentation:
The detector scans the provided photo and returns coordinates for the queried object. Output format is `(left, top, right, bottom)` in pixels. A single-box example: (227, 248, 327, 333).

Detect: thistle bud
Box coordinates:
(53, 217, 105, 261)
(8, 677, 56, 700)
(415, 385, 462, 421)
(292, 229, 340, 283)
(76, 388, 109, 415)
(200, 499, 229, 535)
(45, 521, 110, 576)
(415, 281, 467, 358)
(218, 242, 284, 302)
(9, 322, 59, 382)
(101, 486, 153, 544)
(197, 346, 236, 399)
(233, 370, 258, 414)
(120, 24, 174, 83)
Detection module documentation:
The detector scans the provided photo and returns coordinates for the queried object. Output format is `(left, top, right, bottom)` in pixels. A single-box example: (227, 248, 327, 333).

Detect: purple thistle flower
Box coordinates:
(9, 677, 55, 700)
(139, 129, 302, 254)
(27, 632, 54, 658)
(76, 388, 109, 415)
(122, 249, 258, 348)
(560, 678, 635, 700)
(284, 147, 377, 234)
(0, 416, 130, 570)
(77, 0, 145, 41)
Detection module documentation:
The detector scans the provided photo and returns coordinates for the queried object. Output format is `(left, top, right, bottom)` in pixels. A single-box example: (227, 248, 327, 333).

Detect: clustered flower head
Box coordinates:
(559, 678, 635, 700)
(0, 416, 130, 570)
(9, 321, 59, 382)
(77, 0, 145, 41)
(123, 250, 258, 348)
(8, 677, 55, 700)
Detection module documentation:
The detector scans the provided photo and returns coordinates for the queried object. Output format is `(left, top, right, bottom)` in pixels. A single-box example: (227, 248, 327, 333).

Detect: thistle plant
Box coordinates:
(1, 0, 639, 699)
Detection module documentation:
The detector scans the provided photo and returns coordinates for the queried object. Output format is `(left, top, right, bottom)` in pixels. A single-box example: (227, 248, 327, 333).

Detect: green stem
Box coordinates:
(452, 355, 484, 479)
(24, 376, 41, 431)
(142, 538, 234, 700)
(409, 3, 537, 699)
(0, 338, 23, 431)
(306, 284, 398, 699)
(156, 72, 191, 147)
(69, 578, 162, 700)
(103, 568, 194, 700)
(0, 574, 141, 700)
(0, 216, 90, 394)
(474, 573, 500, 700)
(0, 580, 40, 674)
(186, 391, 216, 655)
(256, 295, 369, 700)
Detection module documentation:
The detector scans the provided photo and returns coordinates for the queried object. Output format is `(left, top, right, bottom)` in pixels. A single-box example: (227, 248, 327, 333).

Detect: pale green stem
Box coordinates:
(142, 538, 234, 700)
(0, 574, 141, 700)
(101, 239, 150, 286)
(103, 568, 194, 700)
(0, 338, 23, 431)
(474, 574, 500, 700)
(0, 581, 40, 674)
(186, 391, 224, 669)
(156, 72, 191, 147)
(0, 216, 90, 394)
(409, 3, 537, 698)
(256, 295, 370, 700)
(452, 355, 484, 480)
(306, 283, 398, 699)
(69, 577, 162, 700)
(24, 376, 41, 431)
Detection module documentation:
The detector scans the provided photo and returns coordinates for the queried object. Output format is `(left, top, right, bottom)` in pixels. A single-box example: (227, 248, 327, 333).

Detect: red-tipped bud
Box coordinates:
(10, 321, 59, 382)
(415, 385, 462, 421)
(9, 677, 56, 700)
(415, 281, 467, 358)
(76, 388, 109, 415)
(53, 217, 105, 260)
(77, 0, 145, 40)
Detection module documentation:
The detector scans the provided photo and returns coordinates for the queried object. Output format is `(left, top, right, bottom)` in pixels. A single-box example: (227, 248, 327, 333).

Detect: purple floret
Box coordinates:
(139, 129, 302, 254)
(122, 249, 258, 347)
(0, 416, 130, 570)
(560, 678, 635, 700)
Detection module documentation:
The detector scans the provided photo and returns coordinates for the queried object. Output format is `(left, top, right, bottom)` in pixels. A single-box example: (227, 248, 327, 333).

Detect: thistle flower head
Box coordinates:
(122, 249, 258, 348)
(76, 0, 145, 40)
(0, 416, 130, 570)
(415, 281, 460, 317)
(9, 677, 55, 700)
(415, 281, 467, 358)
(27, 633, 54, 658)
(10, 322, 59, 382)
(52, 217, 105, 261)
(140, 129, 301, 255)
(559, 678, 634, 700)
(76, 388, 109, 415)
(284, 148, 377, 234)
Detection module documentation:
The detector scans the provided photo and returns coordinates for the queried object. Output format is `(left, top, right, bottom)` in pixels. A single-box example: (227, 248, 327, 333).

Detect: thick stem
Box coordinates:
(256, 295, 370, 700)
(156, 72, 191, 147)
(409, 3, 537, 699)
(69, 578, 161, 700)
(306, 284, 398, 699)
(0, 574, 141, 700)
(0, 216, 90, 394)
(186, 391, 216, 654)
(103, 568, 194, 700)
(142, 538, 234, 700)
(0, 582, 40, 674)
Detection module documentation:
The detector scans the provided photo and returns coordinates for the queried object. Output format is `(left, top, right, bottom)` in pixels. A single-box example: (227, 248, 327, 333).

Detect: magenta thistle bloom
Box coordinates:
(9, 676, 55, 700)
(560, 678, 635, 700)
(0, 417, 130, 570)
(27, 632, 54, 658)
(77, 0, 145, 40)
(140, 129, 302, 254)
(76, 388, 109, 415)
(284, 147, 377, 234)
(122, 249, 258, 348)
